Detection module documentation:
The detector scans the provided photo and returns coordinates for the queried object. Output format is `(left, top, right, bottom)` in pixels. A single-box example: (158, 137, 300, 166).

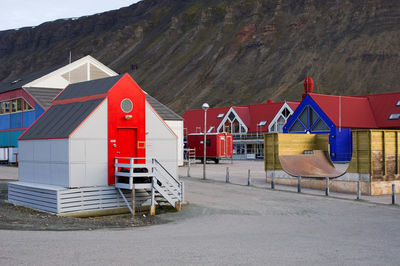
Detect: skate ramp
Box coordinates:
(279, 150, 346, 178)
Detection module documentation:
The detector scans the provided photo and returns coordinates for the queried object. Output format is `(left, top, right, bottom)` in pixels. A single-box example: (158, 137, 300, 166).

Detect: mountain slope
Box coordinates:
(1, 0, 400, 114)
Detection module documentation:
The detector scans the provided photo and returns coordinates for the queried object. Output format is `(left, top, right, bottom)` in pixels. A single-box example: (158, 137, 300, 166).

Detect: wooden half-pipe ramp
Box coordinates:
(279, 150, 346, 178)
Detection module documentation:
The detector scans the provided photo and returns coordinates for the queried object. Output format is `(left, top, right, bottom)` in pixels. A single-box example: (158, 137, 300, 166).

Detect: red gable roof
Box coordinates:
(309, 91, 400, 129)
(183, 106, 230, 134)
(310, 94, 377, 128)
(183, 101, 300, 134)
(362, 92, 400, 128)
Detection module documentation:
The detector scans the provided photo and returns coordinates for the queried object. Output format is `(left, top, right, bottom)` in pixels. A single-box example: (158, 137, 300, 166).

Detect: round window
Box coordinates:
(121, 98, 133, 113)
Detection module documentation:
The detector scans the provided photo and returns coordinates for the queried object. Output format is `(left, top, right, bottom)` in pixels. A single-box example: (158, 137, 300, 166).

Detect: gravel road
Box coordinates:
(1, 175, 400, 265)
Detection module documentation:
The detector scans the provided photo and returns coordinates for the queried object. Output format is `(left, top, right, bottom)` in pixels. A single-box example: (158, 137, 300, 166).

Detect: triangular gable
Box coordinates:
(23, 55, 118, 89)
(23, 87, 63, 110)
(283, 94, 335, 133)
(217, 106, 249, 134)
(268, 102, 296, 132)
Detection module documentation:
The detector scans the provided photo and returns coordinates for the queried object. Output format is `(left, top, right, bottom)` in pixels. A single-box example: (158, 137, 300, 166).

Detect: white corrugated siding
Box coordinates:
(145, 102, 178, 178)
(69, 99, 108, 188)
(165, 120, 184, 166)
(18, 139, 70, 186)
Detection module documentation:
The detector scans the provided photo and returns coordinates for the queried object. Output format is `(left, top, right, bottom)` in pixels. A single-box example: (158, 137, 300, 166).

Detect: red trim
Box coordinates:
(53, 93, 107, 105)
(53, 83, 71, 102)
(19, 137, 68, 141)
(0, 88, 37, 109)
(0, 128, 27, 133)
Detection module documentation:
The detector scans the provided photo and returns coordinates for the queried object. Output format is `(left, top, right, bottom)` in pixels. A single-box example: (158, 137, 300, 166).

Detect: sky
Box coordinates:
(0, 0, 142, 31)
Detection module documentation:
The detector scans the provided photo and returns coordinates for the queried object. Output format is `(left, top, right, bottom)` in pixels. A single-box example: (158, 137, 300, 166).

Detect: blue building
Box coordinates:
(283, 78, 400, 162)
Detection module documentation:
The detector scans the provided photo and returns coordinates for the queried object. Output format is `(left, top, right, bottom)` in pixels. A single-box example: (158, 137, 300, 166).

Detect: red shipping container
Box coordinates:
(187, 132, 232, 163)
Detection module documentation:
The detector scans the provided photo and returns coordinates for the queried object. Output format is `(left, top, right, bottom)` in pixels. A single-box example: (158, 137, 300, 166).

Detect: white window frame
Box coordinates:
(217, 107, 248, 134)
(268, 102, 294, 132)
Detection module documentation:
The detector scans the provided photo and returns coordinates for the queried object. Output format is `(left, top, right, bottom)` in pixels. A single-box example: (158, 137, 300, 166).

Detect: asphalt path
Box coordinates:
(1, 176, 400, 265)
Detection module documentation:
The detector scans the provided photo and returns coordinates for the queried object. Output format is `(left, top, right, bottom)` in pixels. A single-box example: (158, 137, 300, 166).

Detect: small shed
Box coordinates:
(9, 74, 182, 214)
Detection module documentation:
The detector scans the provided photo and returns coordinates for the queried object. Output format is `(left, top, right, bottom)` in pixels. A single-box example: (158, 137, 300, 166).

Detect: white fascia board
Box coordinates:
(216, 107, 248, 133)
(22, 55, 118, 88)
(268, 102, 294, 132)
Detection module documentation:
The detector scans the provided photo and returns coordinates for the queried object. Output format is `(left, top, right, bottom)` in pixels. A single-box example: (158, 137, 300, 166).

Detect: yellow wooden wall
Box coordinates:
(264, 133, 329, 171)
(348, 130, 400, 181)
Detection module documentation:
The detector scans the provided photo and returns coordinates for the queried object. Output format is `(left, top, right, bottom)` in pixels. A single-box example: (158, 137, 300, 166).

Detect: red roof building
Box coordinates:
(183, 101, 300, 135)
(284, 77, 400, 162)
(183, 100, 300, 159)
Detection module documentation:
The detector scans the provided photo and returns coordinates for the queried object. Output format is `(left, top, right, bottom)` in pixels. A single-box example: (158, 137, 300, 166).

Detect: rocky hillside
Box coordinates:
(1, 0, 400, 114)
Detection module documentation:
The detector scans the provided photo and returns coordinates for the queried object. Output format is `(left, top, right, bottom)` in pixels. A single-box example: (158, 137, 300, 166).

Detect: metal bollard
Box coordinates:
(392, 184, 396, 205)
(248, 169, 251, 186)
(356, 180, 361, 200)
(271, 174, 275, 189)
(325, 177, 329, 196)
(226, 167, 230, 183)
(297, 176, 301, 193)
(187, 161, 190, 177)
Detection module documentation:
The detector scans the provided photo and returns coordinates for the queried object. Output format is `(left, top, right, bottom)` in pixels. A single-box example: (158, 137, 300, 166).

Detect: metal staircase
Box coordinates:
(114, 157, 184, 215)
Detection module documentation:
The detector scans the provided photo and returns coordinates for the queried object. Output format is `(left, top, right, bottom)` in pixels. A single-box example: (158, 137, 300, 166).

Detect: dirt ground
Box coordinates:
(0, 176, 169, 230)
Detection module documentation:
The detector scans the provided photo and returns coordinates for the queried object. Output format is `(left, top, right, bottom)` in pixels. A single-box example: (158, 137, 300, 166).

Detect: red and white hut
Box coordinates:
(8, 74, 183, 215)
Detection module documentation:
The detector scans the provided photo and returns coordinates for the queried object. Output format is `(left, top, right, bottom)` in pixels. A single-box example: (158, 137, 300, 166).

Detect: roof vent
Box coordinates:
(266, 99, 274, 104)
(304, 77, 313, 94)
(10, 78, 22, 85)
(396, 100, 400, 107)
(121, 98, 133, 113)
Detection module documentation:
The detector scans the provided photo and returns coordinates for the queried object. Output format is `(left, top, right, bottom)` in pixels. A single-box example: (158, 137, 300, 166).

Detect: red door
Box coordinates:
(219, 135, 226, 157)
(117, 128, 137, 158)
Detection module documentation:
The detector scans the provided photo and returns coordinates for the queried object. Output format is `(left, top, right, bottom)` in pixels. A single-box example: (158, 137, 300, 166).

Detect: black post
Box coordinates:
(297, 176, 301, 193)
(325, 177, 329, 196)
(392, 184, 396, 205)
(271, 174, 275, 189)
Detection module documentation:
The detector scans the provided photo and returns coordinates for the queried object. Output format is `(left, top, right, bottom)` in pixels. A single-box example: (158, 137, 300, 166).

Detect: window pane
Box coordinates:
(312, 118, 330, 131)
(23, 100, 33, 111)
(0, 102, 5, 114)
(298, 107, 308, 129)
(309, 107, 319, 127)
(16, 99, 22, 112)
(282, 108, 290, 118)
(289, 119, 306, 132)
(228, 112, 235, 121)
(11, 99, 17, 112)
(232, 120, 240, 133)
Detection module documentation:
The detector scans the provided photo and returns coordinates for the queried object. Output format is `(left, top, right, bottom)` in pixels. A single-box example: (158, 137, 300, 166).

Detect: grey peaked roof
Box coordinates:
(19, 99, 104, 140)
(145, 94, 182, 121)
(19, 74, 181, 140)
(56, 75, 122, 100)
(0, 63, 66, 94)
(24, 87, 63, 110)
